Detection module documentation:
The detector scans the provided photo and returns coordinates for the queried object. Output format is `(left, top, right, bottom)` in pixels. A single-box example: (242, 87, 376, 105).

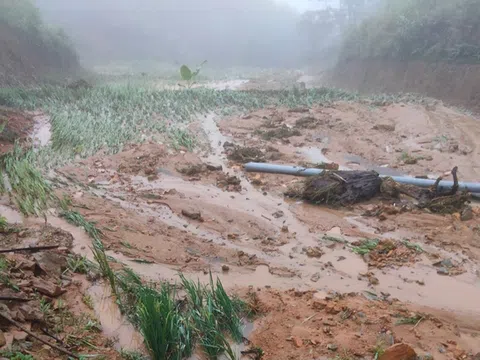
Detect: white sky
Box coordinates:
(274, 0, 338, 12)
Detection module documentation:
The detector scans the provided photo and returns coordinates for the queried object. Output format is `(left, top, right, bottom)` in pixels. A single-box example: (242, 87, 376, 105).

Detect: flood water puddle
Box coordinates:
(88, 282, 144, 351)
(31, 113, 51, 148)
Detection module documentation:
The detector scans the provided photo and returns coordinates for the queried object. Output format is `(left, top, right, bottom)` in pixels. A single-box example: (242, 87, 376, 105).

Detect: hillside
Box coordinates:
(331, 0, 480, 109)
(0, 0, 79, 86)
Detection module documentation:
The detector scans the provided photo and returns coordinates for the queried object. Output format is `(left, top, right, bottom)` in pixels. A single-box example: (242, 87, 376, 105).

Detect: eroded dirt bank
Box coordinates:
(330, 59, 480, 112)
(1, 96, 480, 359)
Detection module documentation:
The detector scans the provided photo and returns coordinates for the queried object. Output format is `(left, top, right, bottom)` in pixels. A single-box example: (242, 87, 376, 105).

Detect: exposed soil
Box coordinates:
(0, 223, 122, 359)
(330, 59, 480, 112)
(0, 107, 34, 155)
(2, 88, 480, 358)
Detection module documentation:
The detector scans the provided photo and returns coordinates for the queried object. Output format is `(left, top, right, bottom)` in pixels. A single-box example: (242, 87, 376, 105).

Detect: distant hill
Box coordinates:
(0, 0, 79, 86)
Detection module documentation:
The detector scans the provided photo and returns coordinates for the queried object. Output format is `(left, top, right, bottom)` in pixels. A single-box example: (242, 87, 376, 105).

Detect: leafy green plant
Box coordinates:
(136, 285, 193, 360)
(351, 239, 379, 255)
(180, 60, 207, 85)
(0, 216, 7, 231)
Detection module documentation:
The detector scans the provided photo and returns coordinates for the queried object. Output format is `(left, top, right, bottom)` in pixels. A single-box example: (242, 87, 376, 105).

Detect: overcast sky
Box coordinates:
(274, 0, 338, 12)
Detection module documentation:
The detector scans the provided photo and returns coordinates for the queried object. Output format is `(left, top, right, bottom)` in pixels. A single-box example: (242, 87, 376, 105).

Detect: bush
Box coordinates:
(340, 0, 480, 63)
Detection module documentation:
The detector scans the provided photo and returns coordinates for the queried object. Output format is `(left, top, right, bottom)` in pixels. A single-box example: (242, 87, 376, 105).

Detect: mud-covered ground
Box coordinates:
(1, 81, 480, 359)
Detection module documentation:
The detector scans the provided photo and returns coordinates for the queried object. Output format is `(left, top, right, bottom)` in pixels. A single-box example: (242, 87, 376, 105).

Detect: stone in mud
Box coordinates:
(31, 278, 65, 297)
(379, 343, 417, 360)
(373, 123, 396, 132)
(460, 206, 473, 221)
(222, 265, 230, 272)
(312, 300, 327, 310)
(436, 267, 449, 276)
(272, 210, 284, 219)
(0, 331, 6, 347)
(19, 304, 43, 322)
(206, 163, 222, 171)
(181, 209, 204, 222)
(310, 272, 321, 282)
(292, 336, 303, 348)
(327, 344, 338, 351)
(304, 246, 324, 258)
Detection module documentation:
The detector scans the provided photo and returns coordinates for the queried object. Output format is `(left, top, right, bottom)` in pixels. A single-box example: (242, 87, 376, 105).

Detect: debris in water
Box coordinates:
(181, 209, 204, 222)
(226, 144, 265, 163)
(299, 170, 382, 205)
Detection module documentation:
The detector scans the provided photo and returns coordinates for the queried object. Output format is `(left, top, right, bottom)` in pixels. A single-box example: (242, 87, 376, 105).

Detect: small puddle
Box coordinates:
(0, 204, 23, 224)
(88, 282, 144, 351)
(31, 113, 51, 148)
(301, 147, 349, 170)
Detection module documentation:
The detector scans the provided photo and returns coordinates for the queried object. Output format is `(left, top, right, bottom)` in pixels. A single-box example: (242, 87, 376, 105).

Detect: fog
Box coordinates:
(34, 0, 312, 69)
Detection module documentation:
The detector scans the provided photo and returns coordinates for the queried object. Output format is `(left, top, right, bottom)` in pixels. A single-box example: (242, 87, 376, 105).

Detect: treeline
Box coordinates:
(0, 0, 79, 85)
(339, 0, 480, 63)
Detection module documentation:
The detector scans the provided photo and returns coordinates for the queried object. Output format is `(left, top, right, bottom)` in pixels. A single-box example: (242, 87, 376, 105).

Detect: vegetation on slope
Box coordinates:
(0, 0, 78, 85)
(340, 0, 480, 63)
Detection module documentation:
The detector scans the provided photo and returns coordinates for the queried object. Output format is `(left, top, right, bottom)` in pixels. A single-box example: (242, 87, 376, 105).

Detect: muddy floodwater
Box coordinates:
(3, 83, 480, 359)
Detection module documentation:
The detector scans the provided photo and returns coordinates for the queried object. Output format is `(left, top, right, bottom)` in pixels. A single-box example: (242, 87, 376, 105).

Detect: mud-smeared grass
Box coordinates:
(351, 239, 379, 255)
(0, 83, 434, 213)
(61, 209, 246, 360)
(0, 145, 54, 215)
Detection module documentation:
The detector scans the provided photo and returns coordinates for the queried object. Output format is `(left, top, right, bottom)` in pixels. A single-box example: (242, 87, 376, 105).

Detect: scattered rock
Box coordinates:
(272, 210, 284, 219)
(31, 278, 65, 297)
(292, 336, 303, 348)
(222, 265, 230, 272)
(304, 246, 324, 258)
(181, 209, 204, 222)
(373, 123, 396, 132)
(288, 107, 310, 113)
(312, 300, 327, 310)
(12, 330, 28, 341)
(327, 344, 338, 351)
(379, 343, 417, 360)
(206, 163, 222, 171)
(437, 267, 450, 276)
(310, 272, 321, 282)
(460, 206, 473, 221)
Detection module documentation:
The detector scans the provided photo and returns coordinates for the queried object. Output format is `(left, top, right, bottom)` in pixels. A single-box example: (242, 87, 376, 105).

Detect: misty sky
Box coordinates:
(275, 0, 338, 12)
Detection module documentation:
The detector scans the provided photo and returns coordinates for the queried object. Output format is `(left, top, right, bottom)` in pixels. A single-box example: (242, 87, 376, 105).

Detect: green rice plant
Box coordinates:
(91, 238, 117, 299)
(0, 146, 54, 215)
(192, 294, 236, 360)
(351, 239, 379, 255)
(60, 210, 102, 241)
(66, 254, 95, 274)
(169, 128, 196, 151)
(180, 273, 206, 311)
(402, 240, 424, 253)
(209, 274, 244, 342)
(120, 350, 148, 360)
(395, 314, 423, 325)
(0, 216, 7, 231)
(136, 285, 193, 360)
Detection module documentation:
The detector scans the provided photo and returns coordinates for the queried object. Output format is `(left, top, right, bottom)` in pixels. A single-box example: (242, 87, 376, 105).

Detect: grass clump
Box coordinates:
(402, 240, 424, 253)
(0, 146, 54, 215)
(351, 239, 379, 255)
(136, 285, 193, 360)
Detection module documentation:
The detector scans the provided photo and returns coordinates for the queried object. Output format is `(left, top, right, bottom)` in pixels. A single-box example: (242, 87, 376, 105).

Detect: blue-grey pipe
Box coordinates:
(244, 162, 480, 193)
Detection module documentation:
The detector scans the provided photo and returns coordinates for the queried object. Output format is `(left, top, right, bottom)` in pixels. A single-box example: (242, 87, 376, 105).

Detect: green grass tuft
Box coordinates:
(351, 239, 379, 255)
